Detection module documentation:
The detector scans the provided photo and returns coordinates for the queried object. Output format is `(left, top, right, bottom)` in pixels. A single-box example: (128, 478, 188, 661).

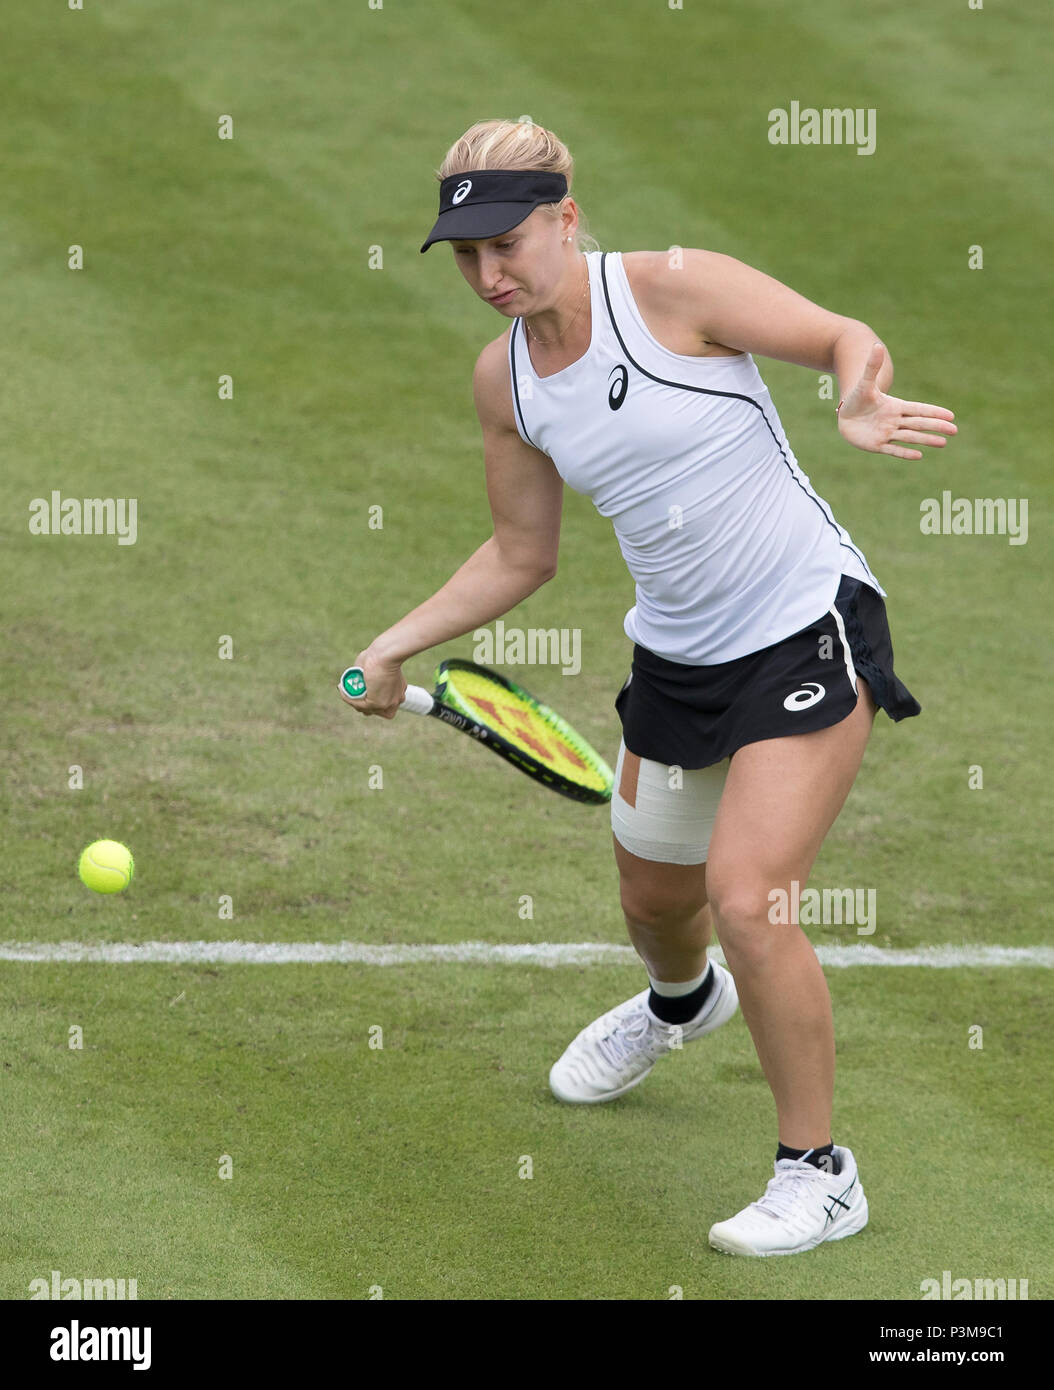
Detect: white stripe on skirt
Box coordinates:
(828, 600, 859, 695)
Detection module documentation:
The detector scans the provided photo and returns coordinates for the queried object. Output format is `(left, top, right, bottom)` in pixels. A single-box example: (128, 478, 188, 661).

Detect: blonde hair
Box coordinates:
(433, 118, 602, 253)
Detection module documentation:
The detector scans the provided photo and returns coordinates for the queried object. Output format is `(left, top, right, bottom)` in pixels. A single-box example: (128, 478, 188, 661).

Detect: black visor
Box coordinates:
(420, 169, 568, 253)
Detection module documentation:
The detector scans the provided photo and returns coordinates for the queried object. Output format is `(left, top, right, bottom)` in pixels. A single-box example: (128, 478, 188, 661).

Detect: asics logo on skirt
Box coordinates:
(783, 682, 826, 711)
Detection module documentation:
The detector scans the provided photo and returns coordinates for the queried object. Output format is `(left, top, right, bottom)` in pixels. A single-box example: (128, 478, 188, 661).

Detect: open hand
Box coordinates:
(838, 342, 957, 460)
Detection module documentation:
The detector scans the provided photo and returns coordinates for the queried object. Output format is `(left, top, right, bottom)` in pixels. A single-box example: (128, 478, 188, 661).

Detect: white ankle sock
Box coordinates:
(647, 964, 709, 997)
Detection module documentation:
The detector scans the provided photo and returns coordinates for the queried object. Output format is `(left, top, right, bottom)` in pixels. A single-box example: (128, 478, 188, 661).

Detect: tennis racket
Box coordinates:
(339, 658, 613, 805)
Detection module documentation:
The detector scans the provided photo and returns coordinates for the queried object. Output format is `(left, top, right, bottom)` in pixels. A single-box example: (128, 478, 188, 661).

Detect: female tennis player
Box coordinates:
(342, 119, 956, 1257)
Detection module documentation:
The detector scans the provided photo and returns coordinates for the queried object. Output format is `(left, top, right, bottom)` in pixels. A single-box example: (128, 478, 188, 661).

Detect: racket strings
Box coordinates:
(445, 669, 611, 795)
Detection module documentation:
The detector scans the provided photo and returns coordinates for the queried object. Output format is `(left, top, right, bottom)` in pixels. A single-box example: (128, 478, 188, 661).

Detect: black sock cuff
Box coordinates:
(646, 962, 715, 1025)
(776, 1141, 840, 1174)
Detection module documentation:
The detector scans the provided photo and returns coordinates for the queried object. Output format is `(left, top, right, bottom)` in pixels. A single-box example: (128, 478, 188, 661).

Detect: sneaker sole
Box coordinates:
(549, 1063, 656, 1105)
(709, 1194, 869, 1257)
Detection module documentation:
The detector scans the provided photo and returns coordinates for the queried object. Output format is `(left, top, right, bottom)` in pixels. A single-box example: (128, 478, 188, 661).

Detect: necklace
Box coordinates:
(525, 264, 590, 345)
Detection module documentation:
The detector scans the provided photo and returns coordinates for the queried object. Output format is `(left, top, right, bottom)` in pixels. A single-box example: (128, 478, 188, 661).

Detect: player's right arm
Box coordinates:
(346, 334, 564, 716)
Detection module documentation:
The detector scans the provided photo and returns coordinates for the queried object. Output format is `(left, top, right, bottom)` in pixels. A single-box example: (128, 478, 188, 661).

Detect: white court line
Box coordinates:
(0, 941, 1051, 967)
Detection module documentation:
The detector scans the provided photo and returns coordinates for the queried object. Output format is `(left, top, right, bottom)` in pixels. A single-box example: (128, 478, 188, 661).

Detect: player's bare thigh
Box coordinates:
(705, 678, 878, 937)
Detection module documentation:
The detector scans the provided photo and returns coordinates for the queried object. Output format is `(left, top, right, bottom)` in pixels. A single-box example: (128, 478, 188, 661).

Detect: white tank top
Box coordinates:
(507, 250, 885, 664)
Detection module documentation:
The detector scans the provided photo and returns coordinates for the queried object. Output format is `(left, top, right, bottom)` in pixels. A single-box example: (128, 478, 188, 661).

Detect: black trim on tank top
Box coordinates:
(597, 252, 872, 577)
(509, 319, 540, 450)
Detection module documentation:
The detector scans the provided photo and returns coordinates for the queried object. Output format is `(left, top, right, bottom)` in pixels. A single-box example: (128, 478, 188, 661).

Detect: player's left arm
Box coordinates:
(660, 249, 956, 461)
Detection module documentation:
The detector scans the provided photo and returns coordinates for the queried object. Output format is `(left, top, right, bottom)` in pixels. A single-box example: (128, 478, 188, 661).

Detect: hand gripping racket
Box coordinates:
(339, 658, 613, 805)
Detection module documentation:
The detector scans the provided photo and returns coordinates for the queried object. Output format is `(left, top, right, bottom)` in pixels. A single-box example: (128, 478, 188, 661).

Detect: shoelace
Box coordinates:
(595, 1007, 655, 1067)
(752, 1163, 829, 1221)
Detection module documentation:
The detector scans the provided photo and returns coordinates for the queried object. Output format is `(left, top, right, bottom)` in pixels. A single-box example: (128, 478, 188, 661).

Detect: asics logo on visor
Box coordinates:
(783, 682, 825, 711)
(452, 179, 473, 204)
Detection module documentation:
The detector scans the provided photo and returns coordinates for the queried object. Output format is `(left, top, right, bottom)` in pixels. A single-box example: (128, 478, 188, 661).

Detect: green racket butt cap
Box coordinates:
(341, 667, 367, 699)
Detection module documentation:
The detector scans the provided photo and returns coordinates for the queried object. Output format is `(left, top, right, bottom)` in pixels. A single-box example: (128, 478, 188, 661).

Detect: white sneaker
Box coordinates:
(548, 962, 738, 1104)
(708, 1145, 869, 1256)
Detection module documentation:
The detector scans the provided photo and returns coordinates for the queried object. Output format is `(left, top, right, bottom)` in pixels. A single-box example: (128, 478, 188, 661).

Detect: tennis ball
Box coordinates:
(78, 840, 135, 894)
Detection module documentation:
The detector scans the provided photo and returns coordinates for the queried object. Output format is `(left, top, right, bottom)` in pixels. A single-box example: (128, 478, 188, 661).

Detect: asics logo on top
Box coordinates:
(783, 681, 825, 711)
(452, 179, 473, 205)
(608, 364, 628, 410)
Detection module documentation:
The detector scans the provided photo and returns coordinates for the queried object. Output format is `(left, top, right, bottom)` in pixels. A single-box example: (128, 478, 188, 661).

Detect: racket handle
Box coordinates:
(397, 685, 435, 716)
(339, 666, 435, 716)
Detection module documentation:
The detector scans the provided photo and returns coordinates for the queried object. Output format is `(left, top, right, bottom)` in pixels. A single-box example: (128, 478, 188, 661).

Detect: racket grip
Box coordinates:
(339, 666, 434, 716)
(400, 684, 435, 716)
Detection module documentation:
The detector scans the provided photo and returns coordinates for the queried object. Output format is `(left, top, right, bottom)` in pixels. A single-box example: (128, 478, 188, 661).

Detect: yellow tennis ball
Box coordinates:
(78, 840, 135, 894)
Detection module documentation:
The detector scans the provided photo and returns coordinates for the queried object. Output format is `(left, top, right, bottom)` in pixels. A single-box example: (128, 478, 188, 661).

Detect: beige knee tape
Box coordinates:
(610, 737, 729, 865)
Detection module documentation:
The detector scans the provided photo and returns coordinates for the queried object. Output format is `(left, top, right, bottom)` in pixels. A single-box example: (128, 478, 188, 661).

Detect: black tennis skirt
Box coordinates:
(614, 573, 921, 770)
